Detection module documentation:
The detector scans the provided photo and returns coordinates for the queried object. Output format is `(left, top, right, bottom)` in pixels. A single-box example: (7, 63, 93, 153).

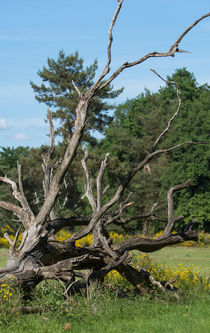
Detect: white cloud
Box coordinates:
(14, 133, 28, 140)
(0, 118, 7, 129)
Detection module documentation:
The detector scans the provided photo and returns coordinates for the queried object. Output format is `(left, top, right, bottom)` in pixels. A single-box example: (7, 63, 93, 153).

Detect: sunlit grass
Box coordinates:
(0, 244, 209, 333)
(0, 287, 209, 333)
(149, 247, 210, 276)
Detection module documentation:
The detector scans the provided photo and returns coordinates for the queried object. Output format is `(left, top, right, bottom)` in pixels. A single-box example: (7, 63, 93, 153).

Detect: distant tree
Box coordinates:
(93, 88, 173, 233)
(96, 68, 210, 232)
(30, 50, 123, 143)
(160, 68, 210, 230)
(0, 146, 30, 232)
(0, 146, 30, 175)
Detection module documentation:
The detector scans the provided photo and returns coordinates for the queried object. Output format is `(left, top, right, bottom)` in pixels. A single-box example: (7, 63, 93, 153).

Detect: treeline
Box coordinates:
(1, 53, 210, 234)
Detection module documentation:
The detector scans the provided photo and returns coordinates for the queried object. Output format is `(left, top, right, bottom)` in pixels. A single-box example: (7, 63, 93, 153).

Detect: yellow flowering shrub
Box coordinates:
(0, 284, 13, 302)
(105, 269, 131, 289)
(106, 254, 210, 291)
(109, 232, 127, 244)
(75, 234, 93, 247)
(0, 227, 209, 248)
(55, 230, 93, 246)
(0, 276, 15, 304)
(0, 225, 14, 236)
(0, 234, 22, 248)
(55, 229, 73, 242)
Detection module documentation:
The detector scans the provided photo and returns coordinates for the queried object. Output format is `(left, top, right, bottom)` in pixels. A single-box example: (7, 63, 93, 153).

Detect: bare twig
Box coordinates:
(81, 150, 97, 212)
(90, 0, 123, 92)
(0, 176, 33, 228)
(41, 109, 58, 220)
(96, 153, 110, 211)
(72, 80, 81, 97)
(97, 12, 210, 91)
(151, 69, 182, 149)
(4, 227, 21, 253)
(17, 164, 35, 223)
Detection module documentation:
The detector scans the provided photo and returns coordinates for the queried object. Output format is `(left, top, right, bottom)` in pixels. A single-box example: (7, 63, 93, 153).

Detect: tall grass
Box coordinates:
(0, 285, 209, 333)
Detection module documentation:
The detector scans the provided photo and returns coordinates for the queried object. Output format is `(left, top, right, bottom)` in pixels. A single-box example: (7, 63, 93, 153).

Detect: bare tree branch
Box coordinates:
(114, 222, 198, 254)
(160, 178, 192, 238)
(0, 176, 22, 203)
(72, 80, 82, 97)
(151, 69, 182, 150)
(0, 176, 33, 228)
(81, 150, 97, 212)
(96, 153, 110, 211)
(35, 98, 89, 226)
(0, 200, 23, 219)
(17, 164, 35, 223)
(42, 109, 55, 197)
(115, 202, 159, 225)
(41, 109, 58, 220)
(4, 227, 21, 254)
(97, 12, 210, 91)
(90, 0, 123, 92)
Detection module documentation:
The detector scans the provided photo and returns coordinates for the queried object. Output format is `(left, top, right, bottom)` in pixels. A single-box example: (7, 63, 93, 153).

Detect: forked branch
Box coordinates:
(97, 9, 210, 91)
(0, 176, 33, 228)
(161, 178, 192, 238)
(90, 0, 123, 92)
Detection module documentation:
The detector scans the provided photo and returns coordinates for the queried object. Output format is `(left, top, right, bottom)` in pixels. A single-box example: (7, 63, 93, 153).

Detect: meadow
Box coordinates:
(150, 247, 210, 276)
(0, 246, 209, 333)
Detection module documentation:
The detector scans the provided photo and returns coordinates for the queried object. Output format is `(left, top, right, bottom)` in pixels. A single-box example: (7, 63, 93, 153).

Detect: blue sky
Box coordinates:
(0, 0, 210, 148)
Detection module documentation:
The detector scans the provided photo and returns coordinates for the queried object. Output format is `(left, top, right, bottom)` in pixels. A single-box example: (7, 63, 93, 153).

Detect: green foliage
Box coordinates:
(0, 146, 31, 230)
(1, 68, 210, 234)
(0, 146, 30, 175)
(30, 50, 123, 142)
(159, 69, 210, 230)
(91, 68, 210, 232)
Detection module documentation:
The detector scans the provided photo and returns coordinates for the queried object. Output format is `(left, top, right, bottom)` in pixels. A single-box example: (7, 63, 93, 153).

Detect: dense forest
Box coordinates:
(1, 62, 210, 236)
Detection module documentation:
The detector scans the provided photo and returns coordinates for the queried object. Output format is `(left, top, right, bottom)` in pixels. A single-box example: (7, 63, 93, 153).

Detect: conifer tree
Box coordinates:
(30, 50, 123, 142)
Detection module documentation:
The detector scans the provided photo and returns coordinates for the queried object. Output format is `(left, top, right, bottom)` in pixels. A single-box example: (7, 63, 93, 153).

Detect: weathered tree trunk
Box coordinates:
(0, 0, 209, 297)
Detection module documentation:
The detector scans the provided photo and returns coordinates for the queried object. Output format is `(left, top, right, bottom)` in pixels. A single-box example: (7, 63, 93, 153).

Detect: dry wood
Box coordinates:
(0, 0, 209, 297)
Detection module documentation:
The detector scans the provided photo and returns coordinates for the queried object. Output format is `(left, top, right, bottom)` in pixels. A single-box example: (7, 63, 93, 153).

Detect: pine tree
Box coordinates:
(30, 50, 123, 143)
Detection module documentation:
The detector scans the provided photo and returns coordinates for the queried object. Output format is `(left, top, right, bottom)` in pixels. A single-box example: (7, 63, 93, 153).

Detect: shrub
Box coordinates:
(106, 254, 210, 291)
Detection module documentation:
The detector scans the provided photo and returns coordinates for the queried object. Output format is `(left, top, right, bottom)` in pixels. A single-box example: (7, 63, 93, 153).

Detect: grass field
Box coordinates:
(150, 247, 210, 276)
(0, 287, 209, 333)
(0, 247, 209, 333)
(0, 248, 8, 267)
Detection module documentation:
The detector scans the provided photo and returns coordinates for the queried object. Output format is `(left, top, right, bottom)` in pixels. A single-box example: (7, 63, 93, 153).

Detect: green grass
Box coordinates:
(149, 247, 210, 276)
(0, 288, 209, 333)
(0, 246, 209, 333)
(0, 248, 8, 267)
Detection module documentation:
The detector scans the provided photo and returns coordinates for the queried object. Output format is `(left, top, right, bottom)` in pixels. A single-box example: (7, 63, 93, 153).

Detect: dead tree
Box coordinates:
(0, 1, 209, 295)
